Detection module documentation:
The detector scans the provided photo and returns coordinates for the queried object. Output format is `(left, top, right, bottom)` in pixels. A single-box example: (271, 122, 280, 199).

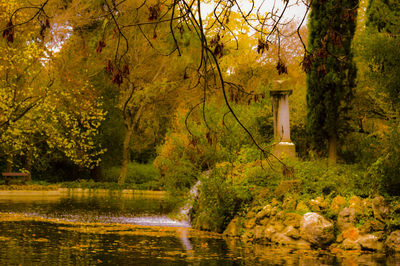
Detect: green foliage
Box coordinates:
(306, 0, 358, 151)
(292, 159, 373, 198)
(154, 99, 271, 194)
(339, 131, 381, 165)
(367, 0, 400, 34)
(103, 162, 161, 189)
(228, 158, 378, 202)
(353, 0, 400, 196)
(61, 180, 133, 190)
(365, 121, 400, 196)
(191, 166, 251, 233)
(357, 0, 400, 110)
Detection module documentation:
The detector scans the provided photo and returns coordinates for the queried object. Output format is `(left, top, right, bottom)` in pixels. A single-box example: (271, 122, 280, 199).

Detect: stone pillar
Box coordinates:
(270, 82, 296, 158)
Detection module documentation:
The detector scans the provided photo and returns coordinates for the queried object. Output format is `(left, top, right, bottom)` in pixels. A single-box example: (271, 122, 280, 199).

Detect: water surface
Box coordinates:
(0, 190, 398, 265)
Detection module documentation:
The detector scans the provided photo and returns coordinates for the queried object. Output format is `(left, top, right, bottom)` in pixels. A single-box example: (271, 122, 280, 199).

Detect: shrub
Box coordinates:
(366, 121, 400, 196)
(103, 162, 161, 189)
(191, 167, 251, 233)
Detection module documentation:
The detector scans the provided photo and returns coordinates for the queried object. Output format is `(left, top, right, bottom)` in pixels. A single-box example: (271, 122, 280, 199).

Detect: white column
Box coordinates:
(270, 82, 296, 158)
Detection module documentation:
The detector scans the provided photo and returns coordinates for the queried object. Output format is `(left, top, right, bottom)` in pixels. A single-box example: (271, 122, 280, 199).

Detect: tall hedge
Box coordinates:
(306, 0, 358, 162)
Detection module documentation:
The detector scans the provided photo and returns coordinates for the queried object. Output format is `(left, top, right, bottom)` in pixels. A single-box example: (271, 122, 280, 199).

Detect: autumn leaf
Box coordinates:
(257, 38, 269, 55)
(301, 53, 314, 73)
(149, 5, 160, 21)
(2, 21, 14, 43)
(213, 43, 224, 58)
(96, 40, 106, 54)
(276, 60, 288, 75)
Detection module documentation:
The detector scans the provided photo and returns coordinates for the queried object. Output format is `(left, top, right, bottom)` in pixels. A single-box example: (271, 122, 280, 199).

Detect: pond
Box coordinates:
(0, 190, 398, 265)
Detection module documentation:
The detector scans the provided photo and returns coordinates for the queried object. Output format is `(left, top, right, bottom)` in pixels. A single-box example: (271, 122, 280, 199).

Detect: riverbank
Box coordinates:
(223, 192, 400, 254)
(0, 186, 166, 197)
(1, 181, 399, 255)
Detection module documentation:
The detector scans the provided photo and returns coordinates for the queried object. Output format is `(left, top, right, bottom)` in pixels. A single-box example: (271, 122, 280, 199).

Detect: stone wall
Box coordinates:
(223, 195, 400, 253)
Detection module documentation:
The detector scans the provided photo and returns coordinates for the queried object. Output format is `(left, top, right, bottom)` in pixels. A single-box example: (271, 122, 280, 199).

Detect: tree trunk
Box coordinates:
(90, 166, 103, 182)
(25, 149, 33, 182)
(6, 154, 13, 172)
(328, 135, 337, 167)
(118, 126, 133, 184)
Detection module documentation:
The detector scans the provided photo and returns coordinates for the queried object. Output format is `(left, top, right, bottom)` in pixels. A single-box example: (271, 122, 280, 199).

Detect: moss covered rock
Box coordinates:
(385, 230, 400, 253)
(337, 207, 356, 231)
(330, 196, 346, 215)
(300, 212, 334, 247)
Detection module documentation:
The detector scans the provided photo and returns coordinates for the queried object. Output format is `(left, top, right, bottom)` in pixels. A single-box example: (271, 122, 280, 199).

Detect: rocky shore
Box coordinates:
(223, 194, 400, 253)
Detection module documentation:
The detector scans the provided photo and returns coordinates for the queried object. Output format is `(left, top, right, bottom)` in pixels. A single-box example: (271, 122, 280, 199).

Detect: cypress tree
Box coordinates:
(306, 0, 358, 165)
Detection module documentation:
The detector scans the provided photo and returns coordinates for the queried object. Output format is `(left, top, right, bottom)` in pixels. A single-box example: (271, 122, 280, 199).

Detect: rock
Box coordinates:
(361, 198, 372, 216)
(372, 231, 385, 241)
(337, 207, 356, 231)
(342, 239, 361, 250)
(271, 232, 297, 245)
(245, 218, 256, 229)
(359, 219, 385, 234)
(342, 227, 359, 241)
(255, 205, 272, 223)
(300, 212, 335, 247)
(330, 196, 346, 215)
(296, 201, 309, 214)
(295, 239, 311, 249)
(370, 219, 385, 231)
(246, 207, 259, 218)
(357, 234, 383, 251)
(393, 202, 400, 214)
(349, 196, 362, 215)
(264, 225, 276, 240)
(271, 206, 278, 217)
(283, 225, 300, 239)
(241, 230, 254, 242)
(336, 233, 344, 243)
(282, 196, 297, 210)
(254, 225, 264, 240)
(271, 198, 280, 207)
(372, 196, 390, 220)
(274, 222, 284, 232)
(283, 212, 302, 228)
(309, 196, 329, 212)
(258, 217, 270, 226)
(385, 230, 400, 253)
(223, 217, 241, 236)
(275, 211, 284, 221)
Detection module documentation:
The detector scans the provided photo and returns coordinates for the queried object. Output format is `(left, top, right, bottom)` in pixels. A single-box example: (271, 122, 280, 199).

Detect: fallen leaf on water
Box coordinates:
(34, 238, 50, 242)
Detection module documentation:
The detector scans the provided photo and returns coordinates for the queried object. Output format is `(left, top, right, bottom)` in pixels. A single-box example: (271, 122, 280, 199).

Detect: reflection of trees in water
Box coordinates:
(0, 219, 397, 265)
(0, 194, 177, 223)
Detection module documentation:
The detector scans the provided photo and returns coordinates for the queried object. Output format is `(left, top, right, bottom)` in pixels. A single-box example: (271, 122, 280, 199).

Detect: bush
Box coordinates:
(366, 121, 400, 196)
(103, 162, 161, 189)
(292, 159, 372, 198)
(61, 180, 130, 190)
(191, 167, 251, 233)
(156, 155, 199, 195)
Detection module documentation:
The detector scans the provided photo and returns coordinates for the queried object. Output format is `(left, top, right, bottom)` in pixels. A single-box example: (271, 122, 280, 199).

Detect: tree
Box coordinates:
(361, 0, 400, 112)
(306, 0, 358, 165)
(354, 0, 400, 195)
(0, 0, 106, 173)
(2, 0, 310, 178)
